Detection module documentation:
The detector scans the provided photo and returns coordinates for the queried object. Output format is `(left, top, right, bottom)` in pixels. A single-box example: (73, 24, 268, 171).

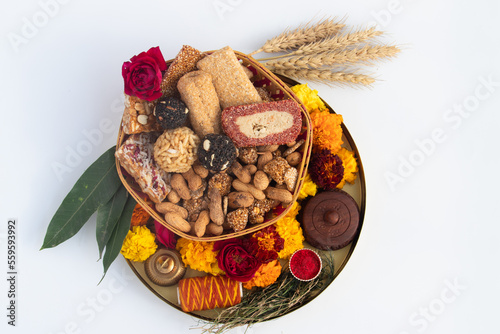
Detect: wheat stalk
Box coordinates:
(258, 27, 384, 62)
(265, 45, 400, 69)
(272, 68, 376, 86)
(250, 17, 345, 55)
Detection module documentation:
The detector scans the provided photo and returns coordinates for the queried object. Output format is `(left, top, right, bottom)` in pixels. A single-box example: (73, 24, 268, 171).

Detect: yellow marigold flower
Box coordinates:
(336, 147, 358, 188)
(274, 202, 304, 260)
(176, 238, 224, 275)
(291, 84, 327, 113)
(243, 260, 282, 290)
(120, 226, 157, 262)
(297, 172, 318, 201)
(310, 110, 343, 153)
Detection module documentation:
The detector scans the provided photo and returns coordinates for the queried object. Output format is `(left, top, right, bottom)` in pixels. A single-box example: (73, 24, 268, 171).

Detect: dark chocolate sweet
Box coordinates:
(198, 134, 237, 172)
(302, 190, 360, 250)
(154, 96, 189, 130)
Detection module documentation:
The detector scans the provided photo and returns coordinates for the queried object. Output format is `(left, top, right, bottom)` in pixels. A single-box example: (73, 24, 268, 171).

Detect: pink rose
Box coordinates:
(213, 238, 260, 282)
(154, 220, 177, 249)
(122, 46, 167, 101)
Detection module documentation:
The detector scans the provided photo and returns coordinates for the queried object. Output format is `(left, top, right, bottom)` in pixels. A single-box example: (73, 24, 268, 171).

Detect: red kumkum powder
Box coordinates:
(289, 249, 321, 281)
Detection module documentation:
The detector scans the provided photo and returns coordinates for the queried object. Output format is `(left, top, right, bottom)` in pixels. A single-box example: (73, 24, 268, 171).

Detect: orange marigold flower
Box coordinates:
(310, 111, 343, 153)
(130, 203, 150, 226)
(243, 260, 282, 290)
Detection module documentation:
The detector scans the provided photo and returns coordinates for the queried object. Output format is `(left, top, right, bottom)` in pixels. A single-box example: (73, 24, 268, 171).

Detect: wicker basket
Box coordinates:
(116, 50, 312, 241)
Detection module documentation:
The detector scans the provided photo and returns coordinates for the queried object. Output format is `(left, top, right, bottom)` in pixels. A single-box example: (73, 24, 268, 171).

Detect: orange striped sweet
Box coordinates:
(177, 276, 241, 312)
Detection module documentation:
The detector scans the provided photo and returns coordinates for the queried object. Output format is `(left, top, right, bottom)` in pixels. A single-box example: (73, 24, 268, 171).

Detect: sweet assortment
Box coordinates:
(116, 45, 308, 238)
(115, 45, 362, 315)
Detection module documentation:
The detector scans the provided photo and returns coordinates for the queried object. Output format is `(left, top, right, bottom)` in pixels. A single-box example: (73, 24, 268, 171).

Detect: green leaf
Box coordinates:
(41, 146, 121, 250)
(96, 185, 128, 260)
(100, 194, 137, 282)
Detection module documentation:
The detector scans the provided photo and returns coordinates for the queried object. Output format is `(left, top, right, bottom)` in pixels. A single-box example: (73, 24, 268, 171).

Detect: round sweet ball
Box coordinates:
(154, 96, 189, 130)
(198, 134, 237, 172)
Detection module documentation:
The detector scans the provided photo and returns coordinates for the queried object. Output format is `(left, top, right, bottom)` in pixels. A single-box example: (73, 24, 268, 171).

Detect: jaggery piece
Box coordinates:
(177, 70, 221, 137)
(122, 94, 162, 134)
(161, 45, 203, 98)
(196, 46, 262, 109)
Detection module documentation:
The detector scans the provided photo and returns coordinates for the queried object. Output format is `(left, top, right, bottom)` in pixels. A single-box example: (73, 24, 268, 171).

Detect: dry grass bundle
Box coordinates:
(251, 17, 400, 86)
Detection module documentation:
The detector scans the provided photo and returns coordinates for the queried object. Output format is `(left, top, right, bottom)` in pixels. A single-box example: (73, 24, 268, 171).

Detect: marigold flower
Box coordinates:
(120, 226, 157, 262)
(297, 172, 318, 201)
(176, 238, 224, 275)
(291, 84, 327, 113)
(310, 110, 343, 153)
(243, 260, 282, 290)
(336, 147, 358, 188)
(130, 203, 150, 226)
(245, 226, 284, 264)
(309, 149, 344, 190)
(274, 202, 305, 260)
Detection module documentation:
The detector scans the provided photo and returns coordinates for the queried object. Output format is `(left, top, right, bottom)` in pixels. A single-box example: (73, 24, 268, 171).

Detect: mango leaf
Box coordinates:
(100, 194, 137, 282)
(96, 185, 128, 260)
(41, 146, 121, 250)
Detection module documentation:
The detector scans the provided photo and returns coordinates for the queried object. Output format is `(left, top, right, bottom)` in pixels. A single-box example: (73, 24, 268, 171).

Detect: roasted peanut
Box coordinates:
(265, 187, 293, 204)
(182, 167, 202, 191)
(244, 164, 258, 175)
(194, 210, 210, 237)
(193, 163, 209, 178)
(230, 160, 251, 183)
(206, 222, 223, 236)
(286, 152, 302, 166)
(208, 187, 224, 225)
(155, 202, 188, 219)
(167, 189, 181, 204)
(171, 173, 191, 200)
(232, 179, 266, 201)
(257, 145, 279, 152)
(164, 212, 191, 233)
(227, 191, 254, 209)
(257, 151, 273, 170)
(253, 170, 270, 190)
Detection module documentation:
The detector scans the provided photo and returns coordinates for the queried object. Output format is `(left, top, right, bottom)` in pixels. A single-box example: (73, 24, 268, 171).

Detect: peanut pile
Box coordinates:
(155, 139, 305, 237)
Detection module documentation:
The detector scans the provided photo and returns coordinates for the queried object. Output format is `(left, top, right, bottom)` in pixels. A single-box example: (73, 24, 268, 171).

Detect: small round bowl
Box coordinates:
(289, 248, 322, 282)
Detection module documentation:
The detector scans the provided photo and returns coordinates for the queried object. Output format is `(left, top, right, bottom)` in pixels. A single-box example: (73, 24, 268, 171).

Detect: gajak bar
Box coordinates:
(161, 45, 203, 98)
(177, 70, 221, 137)
(196, 46, 262, 109)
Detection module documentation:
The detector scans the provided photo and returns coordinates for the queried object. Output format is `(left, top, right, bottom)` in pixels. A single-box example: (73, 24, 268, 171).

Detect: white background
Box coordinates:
(1, 0, 499, 333)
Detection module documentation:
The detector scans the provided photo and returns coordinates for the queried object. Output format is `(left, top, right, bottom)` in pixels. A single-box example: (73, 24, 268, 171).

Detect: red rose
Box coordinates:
(122, 46, 167, 101)
(214, 238, 260, 282)
(154, 220, 177, 249)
